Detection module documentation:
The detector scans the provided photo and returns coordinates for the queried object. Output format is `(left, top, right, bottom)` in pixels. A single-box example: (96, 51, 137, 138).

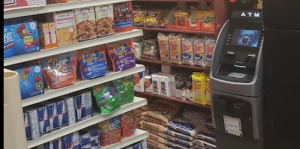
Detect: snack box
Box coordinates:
(75, 7, 97, 41)
(38, 23, 52, 49)
(4, 20, 40, 58)
(95, 4, 115, 37)
(12, 65, 44, 100)
(48, 22, 58, 48)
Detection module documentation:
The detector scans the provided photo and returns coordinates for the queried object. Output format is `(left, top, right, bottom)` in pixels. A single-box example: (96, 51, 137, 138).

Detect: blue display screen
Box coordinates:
(231, 29, 261, 47)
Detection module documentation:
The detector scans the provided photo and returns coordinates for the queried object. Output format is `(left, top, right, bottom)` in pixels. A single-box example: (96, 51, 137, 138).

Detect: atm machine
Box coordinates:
(209, 10, 264, 149)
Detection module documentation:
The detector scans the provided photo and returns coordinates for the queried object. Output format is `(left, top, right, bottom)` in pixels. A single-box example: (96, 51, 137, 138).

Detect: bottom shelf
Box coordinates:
(101, 129, 149, 149)
(135, 91, 211, 110)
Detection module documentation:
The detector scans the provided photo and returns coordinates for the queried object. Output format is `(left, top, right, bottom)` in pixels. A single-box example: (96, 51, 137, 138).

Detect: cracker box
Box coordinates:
(48, 22, 58, 48)
(75, 7, 97, 41)
(47, 10, 78, 47)
(38, 23, 52, 49)
(95, 4, 115, 37)
(4, 0, 46, 10)
(14, 65, 44, 99)
(4, 25, 15, 58)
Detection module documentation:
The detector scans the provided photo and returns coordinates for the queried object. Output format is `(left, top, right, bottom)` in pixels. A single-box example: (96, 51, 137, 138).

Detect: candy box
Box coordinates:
(12, 65, 44, 99)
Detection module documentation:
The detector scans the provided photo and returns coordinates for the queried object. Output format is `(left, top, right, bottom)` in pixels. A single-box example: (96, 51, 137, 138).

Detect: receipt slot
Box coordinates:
(210, 10, 263, 149)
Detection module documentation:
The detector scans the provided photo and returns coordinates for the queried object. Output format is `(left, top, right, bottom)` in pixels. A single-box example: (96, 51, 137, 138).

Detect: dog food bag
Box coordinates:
(149, 133, 168, 144)
(168, 116, 205, 137)
(185, 74, 193, 101)
(92, 82, 121, 114)
(98, 116, 122, 146)
(77, 45, 107, 80)
(144, 75, 153, 93)
(148, 139, 167, 149)
(151, 74, 161, 95)
(134, 72, 145, 92)
(182, 37, 194, 65)
(113, 2, 134, 33)
(75, 7, 97, 41)
(146, 129, 168, 139)
(141, 100, 182, 123)
(194, 140, 216, 149)
(193, 37, 205, 67)
(41, 52, 77, 89)
(106, 39, 136, 72)
(166, 135, 194, 147)
(142, 39, 160, 60)
(195, 134, 216, 145)
(157, 33, 170, 62)
(192, 72, 207, 105)
(205, 36, 215, 67)
(121, 111, 136, 137)
(95, 4, 115, 37)
(169, 33, 182, 64)
(166, 128, 194, 141)
(141, 116, 168, 126)
(140, 121, 167, 132)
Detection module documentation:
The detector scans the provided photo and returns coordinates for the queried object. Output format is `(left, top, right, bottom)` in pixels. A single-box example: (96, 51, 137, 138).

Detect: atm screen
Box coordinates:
(231, 29, 261, 47)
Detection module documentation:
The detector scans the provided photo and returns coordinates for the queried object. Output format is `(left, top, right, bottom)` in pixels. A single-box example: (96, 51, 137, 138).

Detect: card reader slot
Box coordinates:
(216, 64, 255, 83)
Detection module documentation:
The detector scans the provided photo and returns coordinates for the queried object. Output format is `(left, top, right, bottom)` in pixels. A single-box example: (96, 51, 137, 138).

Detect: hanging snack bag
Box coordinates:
(41, 52, 77, 89)
(121, 111, 136, 137)
(192, 73, 207, 105)
(95, 4, 115, 37)
(182, 37, 194, 65)
(113, 2, 134, 33)
(75, 7, 97, 41)
(92, 82, 120, 114)
(98, 116, 122, 146)
(133, 10, 146, 26)
(106, 39, 136, 72)
(77, 45, 107, 80)
(192, 11, 206, 26)
(134, 72, 145, 92)
(169, 34, 182, 64)
(141, 99, 182, 123)
(194, 37, 205, 67)
(157, 33, 170, 62)
(203, 11, 215, 30)
(205, 36, 215, 67)
(144, 75, 153, 93)
(142, 39, 159, 60)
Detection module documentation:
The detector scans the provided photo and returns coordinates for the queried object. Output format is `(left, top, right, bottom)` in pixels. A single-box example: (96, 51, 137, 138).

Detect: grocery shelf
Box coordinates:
(22, 64, 145, 107)
(4, 29, 143, 67)
(27, 97, 148, 148)
(134, 0, 212, 2)
(136, 58, 210, 71)
(135, 91, 211, 109)
(135, 27, 215, 35)
(4, 0, 131, 19)
(101, 129, 149, 149)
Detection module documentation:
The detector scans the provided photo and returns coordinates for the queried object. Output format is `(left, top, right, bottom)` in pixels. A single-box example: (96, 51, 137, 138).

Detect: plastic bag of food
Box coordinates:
(112, 75, 134, 105)
(77, 45, 107, 80)
(195, 134, 216, 145)
(98, 116, 121, 146)
(141, 116, 168, 126)
(149, 133, 168, 144)
(113, 2, 134, 33)
(166, 135, 195, 147)
(182, 37, 194, 65)
(166, 128, 194, 141)
(148, 139, 167, 149)
(140, 121, 167, 132)
(133, 10, 146, 26)
(92, 82, 120, 114)
(144, 10, 161, 27)
(142, 39, 160, 60)
(205, 36, 215, 67)
(193, 37, 205, 67)
(121, 111, 136, 137)
(169, 34, 182, 64)
(157, 33, 170, 62)
(141, 100, 182, 123)
(194, 139, 216, 149)
(41, 52, 77, 89)
(192, 72, 207, 105)
(168, 116, 205, 137)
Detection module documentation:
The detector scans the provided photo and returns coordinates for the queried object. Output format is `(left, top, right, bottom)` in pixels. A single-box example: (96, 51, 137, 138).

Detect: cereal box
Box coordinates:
(13, 65, 44, 99)
(38, 23, 51, 49)
(48, 10, 78, 47)
(48, 22, 58, 48)
(75, 7, 97, 41)
(95, 4, 115, 37)
(4, 25, 15, 58)
(113, 2, 134, 33)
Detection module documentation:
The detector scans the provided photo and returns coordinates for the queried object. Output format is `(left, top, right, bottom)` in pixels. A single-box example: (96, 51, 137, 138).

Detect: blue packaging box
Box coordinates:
(38, 138, 62, 149)
(14, 65, 44, 99)
(62, 132, 80, 149)
(3, 20, 40, 58)
(74, 91, 93, 121)
(23, 113, 31, 140)
(38, 106, 51, 135)
(79, 127, 99, 146)
(56, 100, 68, 128)
(80, 140, 99, 149)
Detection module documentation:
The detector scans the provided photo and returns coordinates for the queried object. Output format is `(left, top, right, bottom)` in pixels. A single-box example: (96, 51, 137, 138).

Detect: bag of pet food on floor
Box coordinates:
(148, 139, 167, 149)
(194, 139, 216, 149)
(141, 116, 168, 126)
(166, 128, 194, 141)
(149, 133, 168, 144)
(140, 121, 167, 132)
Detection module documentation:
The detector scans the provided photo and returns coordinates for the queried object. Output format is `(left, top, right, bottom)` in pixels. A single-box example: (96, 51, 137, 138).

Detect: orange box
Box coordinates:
(48, 22, 58, 48)
(38, 23, 52, 49)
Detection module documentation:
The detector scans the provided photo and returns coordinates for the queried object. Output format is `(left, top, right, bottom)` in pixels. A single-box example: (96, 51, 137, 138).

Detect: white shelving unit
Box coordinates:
(4, 0, 131, 19)
(27, 97, 148, 148)
(4, 29, 143, 67)
(101, 129, 149, 149)
(22, 64, 145, 107)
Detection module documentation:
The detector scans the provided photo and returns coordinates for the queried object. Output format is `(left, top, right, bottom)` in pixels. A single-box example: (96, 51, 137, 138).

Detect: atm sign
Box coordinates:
(240, 12, 260, 18)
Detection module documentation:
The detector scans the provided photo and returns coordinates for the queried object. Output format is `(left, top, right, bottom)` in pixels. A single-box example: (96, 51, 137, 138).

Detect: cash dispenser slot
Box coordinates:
(216, 63, 255, 83)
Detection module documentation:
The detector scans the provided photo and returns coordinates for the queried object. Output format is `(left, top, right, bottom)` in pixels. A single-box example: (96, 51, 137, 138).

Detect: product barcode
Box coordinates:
(4, 0, 15, 5)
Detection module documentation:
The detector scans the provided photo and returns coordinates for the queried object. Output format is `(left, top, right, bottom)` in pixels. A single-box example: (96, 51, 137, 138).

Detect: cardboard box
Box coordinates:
(95, 4, 115, 37)
(38, 23, 51, 49)
(48, 22, 58, 48)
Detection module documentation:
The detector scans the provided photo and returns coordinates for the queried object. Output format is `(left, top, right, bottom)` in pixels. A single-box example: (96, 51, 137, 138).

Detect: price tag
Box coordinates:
(223, 115, 243, 137)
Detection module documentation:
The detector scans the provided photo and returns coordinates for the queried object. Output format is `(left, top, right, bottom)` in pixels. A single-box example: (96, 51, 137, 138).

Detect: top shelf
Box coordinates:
(4, 0, 130, 19)
(134, 0, 213, 2)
